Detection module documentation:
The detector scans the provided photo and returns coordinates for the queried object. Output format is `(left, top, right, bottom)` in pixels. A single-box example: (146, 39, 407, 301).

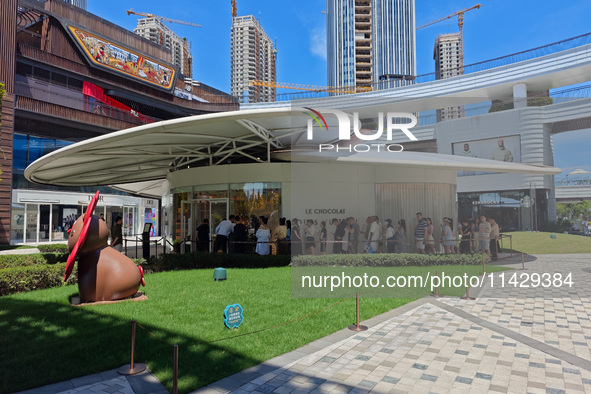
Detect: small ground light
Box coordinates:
(213, 267, 227, 281)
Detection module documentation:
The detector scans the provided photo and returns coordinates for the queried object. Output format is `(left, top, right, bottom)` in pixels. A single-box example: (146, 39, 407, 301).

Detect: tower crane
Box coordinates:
(416, 4, 481, 66)
(126, 10, 201, 28)
(231, 0, 237, 18)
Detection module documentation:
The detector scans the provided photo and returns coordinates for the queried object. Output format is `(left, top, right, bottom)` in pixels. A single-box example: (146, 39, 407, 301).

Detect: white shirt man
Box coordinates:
(214, 216, 235, 253)
(367, 216, 382, 253)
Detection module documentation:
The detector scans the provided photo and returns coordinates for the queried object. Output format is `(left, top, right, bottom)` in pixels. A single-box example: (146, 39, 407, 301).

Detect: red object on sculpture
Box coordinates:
(65, 191, 145, 302)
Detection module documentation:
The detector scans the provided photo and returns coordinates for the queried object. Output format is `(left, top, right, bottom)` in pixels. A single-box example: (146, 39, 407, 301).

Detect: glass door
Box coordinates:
(210, 200, 227, 237)
(24, 204, 39, 243)
(39, 204, 51, 242)
(180, 200, 193, 253)
(123, 206, 136, 237)
(182, 199, 228, 252)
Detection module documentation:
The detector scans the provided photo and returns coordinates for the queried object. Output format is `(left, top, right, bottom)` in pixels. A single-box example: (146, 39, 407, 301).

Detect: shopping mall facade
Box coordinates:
(0, 0, 237, 244)
(7, 0, 591, 245)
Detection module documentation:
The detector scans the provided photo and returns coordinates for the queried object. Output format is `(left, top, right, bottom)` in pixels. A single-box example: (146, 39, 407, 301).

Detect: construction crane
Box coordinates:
(231, 0, 237, 18)
(416, 4, 481, 66)
(126, 10, 201, 28)
(249, 80, 372, 94)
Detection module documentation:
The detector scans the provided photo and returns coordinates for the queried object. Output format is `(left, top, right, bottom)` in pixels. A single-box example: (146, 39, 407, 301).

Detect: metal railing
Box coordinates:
(154, 234, 513, 257)
(237, 31, 591, 103)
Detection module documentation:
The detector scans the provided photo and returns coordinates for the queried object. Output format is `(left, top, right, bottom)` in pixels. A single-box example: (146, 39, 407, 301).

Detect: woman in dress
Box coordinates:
(395, 219, 407, 253)
(273, 217, 288, 255)
(424, 217, 435, 254)
(255, 217, 271, 255)
(441, 218, 455, 254)
(385, 219, 396, 253)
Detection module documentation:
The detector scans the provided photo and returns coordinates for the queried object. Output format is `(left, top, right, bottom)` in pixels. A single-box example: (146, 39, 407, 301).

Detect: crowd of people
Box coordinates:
(196, 212, 504, 259)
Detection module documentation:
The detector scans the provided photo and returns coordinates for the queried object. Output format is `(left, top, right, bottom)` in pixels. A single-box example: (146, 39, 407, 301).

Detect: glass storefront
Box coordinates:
(10, 190, 157, 244)
(458, 190, 549, 231)
(172, 182, 282, 250)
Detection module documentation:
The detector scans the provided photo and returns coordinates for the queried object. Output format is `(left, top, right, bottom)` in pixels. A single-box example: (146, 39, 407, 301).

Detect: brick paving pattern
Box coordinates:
(21, 254, 591, 393)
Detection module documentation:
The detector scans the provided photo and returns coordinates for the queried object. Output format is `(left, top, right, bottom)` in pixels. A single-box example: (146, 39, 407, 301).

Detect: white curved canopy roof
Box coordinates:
(25, 107, 561, 196)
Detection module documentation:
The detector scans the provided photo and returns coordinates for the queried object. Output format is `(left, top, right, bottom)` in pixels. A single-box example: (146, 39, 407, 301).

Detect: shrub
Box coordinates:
(0, 253, 68, 269)
(141, 252, 291, 274)
(0, 263, 77, 296)
(291, 253, 487, 267)
(37, 244, 69, 253)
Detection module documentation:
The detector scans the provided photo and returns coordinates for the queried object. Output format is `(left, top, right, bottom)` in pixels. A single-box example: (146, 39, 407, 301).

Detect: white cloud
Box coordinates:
(310, 26, 326, 60)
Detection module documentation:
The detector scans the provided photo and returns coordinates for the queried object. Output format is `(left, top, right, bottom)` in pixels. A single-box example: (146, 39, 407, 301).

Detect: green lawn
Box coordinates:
(0, 265, 506, 393)
(500, 231, 591, 254)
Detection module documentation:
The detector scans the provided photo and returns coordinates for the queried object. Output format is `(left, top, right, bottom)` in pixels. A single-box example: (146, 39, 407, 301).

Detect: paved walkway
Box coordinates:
(195, 254, 591, 394)
(19, 253, 591, 393)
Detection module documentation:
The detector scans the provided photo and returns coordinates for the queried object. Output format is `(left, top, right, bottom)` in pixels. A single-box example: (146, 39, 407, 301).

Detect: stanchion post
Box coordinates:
(482, 256, 486, 275)
(520, 252, 526, 270)
(117, 320, 147, 375)
(461, 273, 475, 300)
(348, 292, 368, 331)
(173, 345, 179, 394)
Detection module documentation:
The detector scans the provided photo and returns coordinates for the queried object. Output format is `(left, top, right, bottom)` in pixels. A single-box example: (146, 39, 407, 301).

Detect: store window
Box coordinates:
(458, 190, 533, 231)
(230, 182, 281, 218)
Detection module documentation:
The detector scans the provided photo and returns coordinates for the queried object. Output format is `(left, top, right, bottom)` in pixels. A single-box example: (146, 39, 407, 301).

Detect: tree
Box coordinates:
(556, 201, 591, 220)
(0, 82, 5, 107)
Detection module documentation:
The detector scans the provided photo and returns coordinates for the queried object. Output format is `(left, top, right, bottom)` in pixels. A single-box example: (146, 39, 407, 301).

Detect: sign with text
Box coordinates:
(223, 304, 244, 329)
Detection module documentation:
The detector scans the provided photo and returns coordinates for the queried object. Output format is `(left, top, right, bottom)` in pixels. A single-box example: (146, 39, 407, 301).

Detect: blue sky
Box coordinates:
(87, 0, 591, 178)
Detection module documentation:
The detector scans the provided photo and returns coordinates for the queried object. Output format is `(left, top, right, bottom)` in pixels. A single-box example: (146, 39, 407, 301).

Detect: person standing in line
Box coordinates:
(375, 216, 386, 253)
(366, 216, 381, 253)
(286, 219, 292, 254)
(441, 218, 455, 254)
(347, 217, 360, 254)
(196, 218, 210, 252)
(488, 217, 500, 259)
(471, 217, 480, 253)
(111, 216, 123, 252)
(233, 217, 248, 254)
(385, 219, 396, 253)
(332, 218, 345, 254)
(583, 216, 589, 236)
(424, 217, 435, 254)
(291, 218, 302, 256)
(319, 221, 327, 255)
(304, 219, 316, 255)
(214, 215, 235, 253)
(273, 217, 288, 255)
(395, 219, 407, 253)
(255, 217, 271, 255)
(478, 214, 491, 260)
(414, 212, 427, 254)
(459, 219, 472, 254)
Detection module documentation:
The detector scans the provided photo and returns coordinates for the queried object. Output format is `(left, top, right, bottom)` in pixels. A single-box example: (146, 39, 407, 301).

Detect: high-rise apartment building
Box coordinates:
(433, 32, 464, 120)
(133, 18, 193, 77)
(327, 0, 416, 90)
(231, 15, 277, 103)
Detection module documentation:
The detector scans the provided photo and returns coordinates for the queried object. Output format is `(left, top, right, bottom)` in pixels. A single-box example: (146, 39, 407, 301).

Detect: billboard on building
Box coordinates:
(68, 26, 176, 91)
(452, 135, 521, 176)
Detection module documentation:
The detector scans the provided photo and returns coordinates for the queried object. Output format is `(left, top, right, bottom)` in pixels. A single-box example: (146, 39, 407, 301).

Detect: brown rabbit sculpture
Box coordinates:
(65, 191, 144, 302)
